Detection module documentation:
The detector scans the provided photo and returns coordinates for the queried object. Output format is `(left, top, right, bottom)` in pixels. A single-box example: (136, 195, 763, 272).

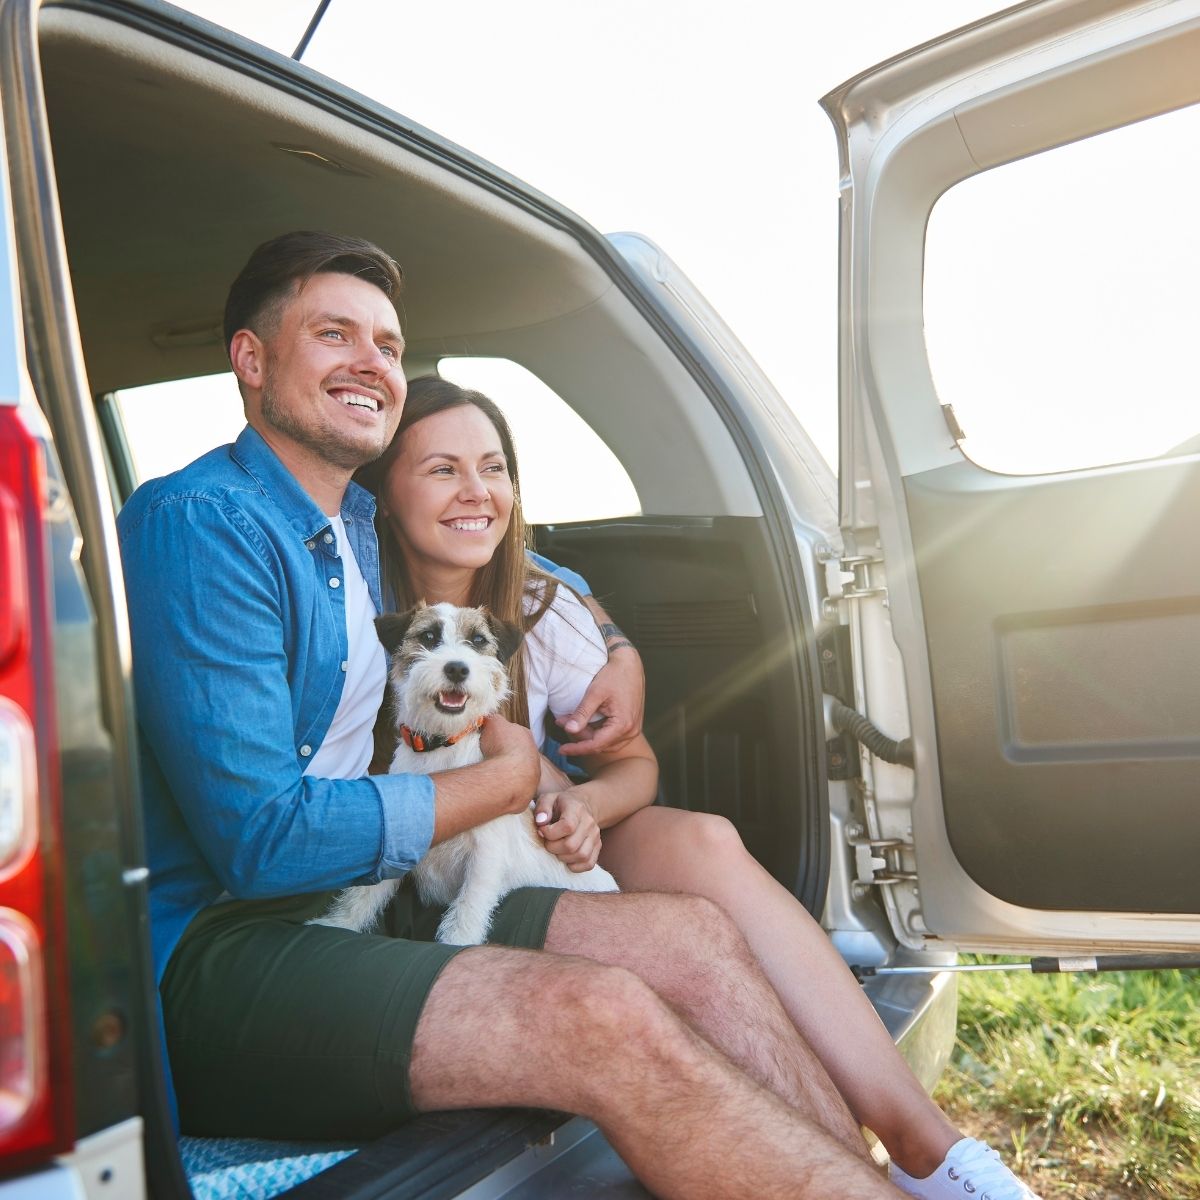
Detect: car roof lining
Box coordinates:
(36, 5, 762, 518)
(39, 7, 616, 390)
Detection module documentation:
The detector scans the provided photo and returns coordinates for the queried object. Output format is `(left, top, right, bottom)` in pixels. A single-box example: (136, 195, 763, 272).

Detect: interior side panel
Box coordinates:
(535, 516, 823, 903)
(905, 456, 1200, 913)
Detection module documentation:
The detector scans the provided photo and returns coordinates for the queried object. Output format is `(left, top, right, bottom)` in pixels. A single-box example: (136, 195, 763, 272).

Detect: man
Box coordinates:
(119, 231, 901, 1199)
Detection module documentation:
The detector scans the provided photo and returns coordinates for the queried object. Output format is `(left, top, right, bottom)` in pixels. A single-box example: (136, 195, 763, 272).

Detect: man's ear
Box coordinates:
(375, 603, 423, 655)
(487, 614, 524, 666)
(229, 328, 266, 393)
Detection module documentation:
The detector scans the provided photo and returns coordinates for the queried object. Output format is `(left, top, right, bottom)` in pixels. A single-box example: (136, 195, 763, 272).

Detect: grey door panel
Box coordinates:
(905, 456, 1200, 913)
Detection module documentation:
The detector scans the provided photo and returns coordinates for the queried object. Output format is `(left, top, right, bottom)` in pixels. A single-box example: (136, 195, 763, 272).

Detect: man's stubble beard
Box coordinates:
(260, 370, 390, 472)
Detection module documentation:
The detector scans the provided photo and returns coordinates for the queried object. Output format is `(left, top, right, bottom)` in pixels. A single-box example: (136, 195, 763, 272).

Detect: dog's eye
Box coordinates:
(470, 633, 489, 648)
(418, 629, 441, 648)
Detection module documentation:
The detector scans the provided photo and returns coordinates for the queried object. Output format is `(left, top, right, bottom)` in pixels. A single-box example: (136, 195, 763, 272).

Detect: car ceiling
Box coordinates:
(38, 7, 614, 394)
(34, 5, 762, 519)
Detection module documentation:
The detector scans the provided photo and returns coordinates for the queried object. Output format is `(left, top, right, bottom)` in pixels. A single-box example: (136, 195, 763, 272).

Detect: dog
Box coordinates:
(310, 600, 619, 944)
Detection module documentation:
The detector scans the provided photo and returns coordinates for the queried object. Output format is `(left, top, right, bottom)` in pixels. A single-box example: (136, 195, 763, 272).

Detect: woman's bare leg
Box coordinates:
(600, 806, 961, 1178)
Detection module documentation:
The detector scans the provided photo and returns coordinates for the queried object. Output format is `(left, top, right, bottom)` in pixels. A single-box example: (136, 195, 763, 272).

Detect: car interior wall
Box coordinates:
(538, 517, 821, 902)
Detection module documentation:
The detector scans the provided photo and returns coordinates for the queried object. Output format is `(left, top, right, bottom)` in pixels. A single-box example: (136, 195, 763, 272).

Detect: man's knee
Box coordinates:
(657, 891, 749, 962)
(547, 956, 676, 1050)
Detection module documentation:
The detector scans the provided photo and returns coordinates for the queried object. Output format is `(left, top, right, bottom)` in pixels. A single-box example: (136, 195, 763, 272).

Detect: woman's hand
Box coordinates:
(533, 790, 602, 872)
(537, 752, 575, 797)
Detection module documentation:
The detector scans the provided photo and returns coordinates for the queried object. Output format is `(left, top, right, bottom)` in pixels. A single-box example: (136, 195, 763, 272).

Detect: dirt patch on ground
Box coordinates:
(941, 1103, 1191, 1199)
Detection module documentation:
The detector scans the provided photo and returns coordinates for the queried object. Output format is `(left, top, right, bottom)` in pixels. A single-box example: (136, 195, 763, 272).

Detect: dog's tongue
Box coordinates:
(438, 690, 468, 711)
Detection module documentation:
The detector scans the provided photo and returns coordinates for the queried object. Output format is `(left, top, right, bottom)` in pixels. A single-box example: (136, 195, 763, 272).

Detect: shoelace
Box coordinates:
(945, 1142, 1036, 1200)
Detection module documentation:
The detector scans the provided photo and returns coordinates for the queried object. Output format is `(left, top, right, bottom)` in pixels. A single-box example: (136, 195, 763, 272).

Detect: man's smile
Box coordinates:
(329, 386, 382, 413)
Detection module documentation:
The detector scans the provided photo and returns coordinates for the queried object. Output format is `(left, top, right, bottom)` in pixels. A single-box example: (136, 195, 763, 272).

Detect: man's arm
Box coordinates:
(526, 551, 646, 756)
(122, 496, 434, 897)
(556, 597, 645, 756)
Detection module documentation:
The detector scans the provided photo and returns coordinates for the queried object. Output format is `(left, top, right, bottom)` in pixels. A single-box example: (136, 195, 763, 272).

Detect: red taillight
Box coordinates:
(0, 405, 72, 1169)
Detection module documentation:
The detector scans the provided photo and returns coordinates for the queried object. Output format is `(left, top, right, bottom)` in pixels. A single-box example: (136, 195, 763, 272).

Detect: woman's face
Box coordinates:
(382, 404, 514, 588)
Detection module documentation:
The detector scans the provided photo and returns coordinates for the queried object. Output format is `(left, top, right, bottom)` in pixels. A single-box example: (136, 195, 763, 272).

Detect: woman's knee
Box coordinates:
(678, 811, 746, 864)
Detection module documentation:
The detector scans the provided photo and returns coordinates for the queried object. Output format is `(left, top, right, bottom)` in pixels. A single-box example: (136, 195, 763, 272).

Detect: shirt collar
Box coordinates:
(230, 424, 377, 542)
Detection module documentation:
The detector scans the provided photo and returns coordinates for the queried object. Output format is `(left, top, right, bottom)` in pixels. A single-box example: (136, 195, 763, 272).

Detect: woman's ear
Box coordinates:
(487, 614, 524, 666)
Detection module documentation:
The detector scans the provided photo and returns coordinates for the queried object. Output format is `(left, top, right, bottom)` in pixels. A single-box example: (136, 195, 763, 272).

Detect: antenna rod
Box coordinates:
(293, 0, 333, 61)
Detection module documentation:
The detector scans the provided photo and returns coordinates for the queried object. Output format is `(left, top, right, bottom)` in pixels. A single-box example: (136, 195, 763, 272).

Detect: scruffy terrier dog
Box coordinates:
(311, 601, 618, 944)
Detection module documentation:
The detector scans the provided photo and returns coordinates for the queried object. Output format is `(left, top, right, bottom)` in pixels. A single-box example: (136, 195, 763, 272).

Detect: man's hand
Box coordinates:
(478, 713, 540, 798)
(556, 597, 646, 757)
(533, 791, 602, 871)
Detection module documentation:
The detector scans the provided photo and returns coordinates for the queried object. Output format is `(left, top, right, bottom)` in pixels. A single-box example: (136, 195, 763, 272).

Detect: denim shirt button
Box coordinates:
(329, 577, 341, 589)
(340, 661, 348, 672)
(305, 540, 316, 550)
(299, 744, 312, 757)
(323, 532, 334, 544)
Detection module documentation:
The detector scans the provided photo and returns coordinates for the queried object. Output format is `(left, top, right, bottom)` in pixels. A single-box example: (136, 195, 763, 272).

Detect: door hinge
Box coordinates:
(846, 824, 916, 899)
(822, 553, 886, 621)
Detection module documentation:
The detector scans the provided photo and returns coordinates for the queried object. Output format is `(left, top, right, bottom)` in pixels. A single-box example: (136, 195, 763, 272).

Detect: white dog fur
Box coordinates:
(310, 600, 618, 944)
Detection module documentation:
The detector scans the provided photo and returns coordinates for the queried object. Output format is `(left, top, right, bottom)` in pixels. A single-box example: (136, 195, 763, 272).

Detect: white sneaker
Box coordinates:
(889, 1137, 1041, 1199)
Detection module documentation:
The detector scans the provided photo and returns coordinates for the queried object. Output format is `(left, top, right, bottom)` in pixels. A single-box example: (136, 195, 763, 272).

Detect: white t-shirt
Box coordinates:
(523, 584, 607, 745)
(305, 515, 386, 779)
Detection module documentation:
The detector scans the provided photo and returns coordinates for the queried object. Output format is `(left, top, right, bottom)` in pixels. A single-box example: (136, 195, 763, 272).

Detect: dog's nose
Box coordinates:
(443, 661, 469, 684)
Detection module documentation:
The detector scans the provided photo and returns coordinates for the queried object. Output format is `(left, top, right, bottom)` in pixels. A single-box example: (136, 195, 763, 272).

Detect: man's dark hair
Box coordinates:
(223, 230, 404, 358)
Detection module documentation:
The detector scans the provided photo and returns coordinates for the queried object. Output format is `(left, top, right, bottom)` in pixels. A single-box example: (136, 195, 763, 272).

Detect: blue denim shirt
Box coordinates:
(118, 425, 437, 983)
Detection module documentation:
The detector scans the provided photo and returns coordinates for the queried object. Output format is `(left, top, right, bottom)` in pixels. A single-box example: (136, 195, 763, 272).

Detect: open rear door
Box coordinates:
(823, 0, 1200, 954)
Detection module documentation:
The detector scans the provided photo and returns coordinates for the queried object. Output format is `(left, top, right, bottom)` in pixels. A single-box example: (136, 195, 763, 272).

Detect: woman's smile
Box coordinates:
(443, 516, 493, 533)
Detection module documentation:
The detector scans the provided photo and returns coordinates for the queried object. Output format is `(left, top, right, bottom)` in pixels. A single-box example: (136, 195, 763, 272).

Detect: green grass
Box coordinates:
(933, 961, 1200, 1198)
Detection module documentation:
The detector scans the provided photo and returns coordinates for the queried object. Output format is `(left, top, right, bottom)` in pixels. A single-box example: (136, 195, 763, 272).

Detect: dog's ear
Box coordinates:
(486, 613, 524, 666)
(375, 606, 421, 655)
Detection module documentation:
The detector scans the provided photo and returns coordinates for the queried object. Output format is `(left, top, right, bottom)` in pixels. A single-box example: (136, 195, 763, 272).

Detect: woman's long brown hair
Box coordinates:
(358, 375, 560, 729)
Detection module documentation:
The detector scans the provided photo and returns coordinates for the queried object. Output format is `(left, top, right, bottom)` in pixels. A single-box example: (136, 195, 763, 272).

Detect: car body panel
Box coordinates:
(824, 0, 1200, 952)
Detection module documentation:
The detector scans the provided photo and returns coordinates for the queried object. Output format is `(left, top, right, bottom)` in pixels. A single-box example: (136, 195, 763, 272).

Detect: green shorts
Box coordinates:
(161, 879, 564, 1139)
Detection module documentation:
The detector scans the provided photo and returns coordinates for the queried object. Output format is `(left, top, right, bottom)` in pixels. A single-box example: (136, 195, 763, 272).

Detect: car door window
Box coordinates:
(115, 373, 245, 484)
(437, 357, 640, 524)
(115, 361, 642, 527)
(924, 99, 1200, 475)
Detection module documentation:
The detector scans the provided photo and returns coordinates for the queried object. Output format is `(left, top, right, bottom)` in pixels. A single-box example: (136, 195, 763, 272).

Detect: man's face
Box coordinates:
(249, 272, 407, 471)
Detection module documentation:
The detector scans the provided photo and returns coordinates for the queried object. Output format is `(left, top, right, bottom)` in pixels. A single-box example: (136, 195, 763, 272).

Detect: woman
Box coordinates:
(367, 376, 1039, 1200)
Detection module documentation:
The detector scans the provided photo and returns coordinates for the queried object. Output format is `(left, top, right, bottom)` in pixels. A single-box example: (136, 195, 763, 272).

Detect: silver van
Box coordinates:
(1, 0, 1196, 1194)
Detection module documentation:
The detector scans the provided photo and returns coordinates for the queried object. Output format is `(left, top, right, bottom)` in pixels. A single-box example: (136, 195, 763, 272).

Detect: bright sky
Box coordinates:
(129, 1, 1200, 495)
(157, 0, 1005, 474)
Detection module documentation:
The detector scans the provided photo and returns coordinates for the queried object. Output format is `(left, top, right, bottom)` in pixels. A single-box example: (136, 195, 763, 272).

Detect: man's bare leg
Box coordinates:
(604, 811, 960, 1176)
(409, 946, 901, 1200)
(545, 888, 871, 1160)
(601, 808, 962, 1176)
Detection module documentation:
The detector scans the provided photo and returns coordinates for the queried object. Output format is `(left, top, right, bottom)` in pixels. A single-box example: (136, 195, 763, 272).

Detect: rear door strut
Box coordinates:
(853, 954, 1200, 980)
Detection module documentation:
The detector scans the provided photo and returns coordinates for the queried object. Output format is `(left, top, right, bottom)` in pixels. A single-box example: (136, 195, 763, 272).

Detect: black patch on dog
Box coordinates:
(486, 613, 524, 666)
(375, 608, 418, 655)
